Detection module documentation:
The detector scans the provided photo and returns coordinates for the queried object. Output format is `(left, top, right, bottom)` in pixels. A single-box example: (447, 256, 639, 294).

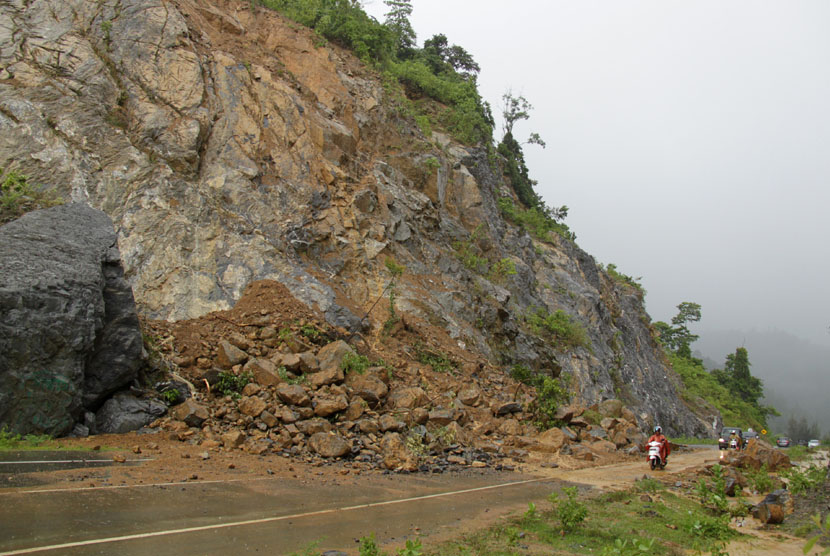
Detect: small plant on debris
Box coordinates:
(413, 341, 456, 374)
(433, 425, 456, 446)
(404, 431, 429, 459)
(341, 351, 370, 375)
(277, 366, 306, 385)
(299, 323, 321, 340)
(358, 534, 383, 556)
(744, 463, 775, 493)
(695, 464, 731, 515)
(396, 538, 423, 556)
(162, 389, 181, 405)
(214, 370, 252, 398)
(510, 364, 569, 429)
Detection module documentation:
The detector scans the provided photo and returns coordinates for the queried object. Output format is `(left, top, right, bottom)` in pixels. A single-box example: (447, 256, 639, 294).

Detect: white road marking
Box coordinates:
(0, 459, 153, 465)
(0, 477, 554, 555)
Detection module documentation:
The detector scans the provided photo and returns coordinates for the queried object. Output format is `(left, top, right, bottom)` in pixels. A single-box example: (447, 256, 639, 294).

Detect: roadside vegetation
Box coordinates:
(341, 460, 830, 555)
(348, 479, 740, 555)
(0, 427, 63, 451)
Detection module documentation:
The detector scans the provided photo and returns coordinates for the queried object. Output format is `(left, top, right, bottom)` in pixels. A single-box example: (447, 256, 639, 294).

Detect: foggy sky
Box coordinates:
(364, 1, 830, 349)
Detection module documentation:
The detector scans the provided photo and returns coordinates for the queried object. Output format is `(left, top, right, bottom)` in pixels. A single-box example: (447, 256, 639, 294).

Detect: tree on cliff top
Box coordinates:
(383, 0, 416, 57)
(654, 301, 701, 358)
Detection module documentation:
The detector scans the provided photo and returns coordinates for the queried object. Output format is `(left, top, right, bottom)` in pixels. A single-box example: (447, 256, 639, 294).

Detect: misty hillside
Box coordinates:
(696, 329, 830, 436)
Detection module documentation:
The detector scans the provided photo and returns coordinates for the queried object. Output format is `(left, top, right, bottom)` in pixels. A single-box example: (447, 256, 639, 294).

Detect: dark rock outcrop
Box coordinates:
(95, 392, 166, 434)
(0, 203, 144, 435)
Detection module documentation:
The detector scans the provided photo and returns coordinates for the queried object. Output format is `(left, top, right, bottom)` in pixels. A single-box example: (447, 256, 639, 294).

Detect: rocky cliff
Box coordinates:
(0, 0, 714, 436)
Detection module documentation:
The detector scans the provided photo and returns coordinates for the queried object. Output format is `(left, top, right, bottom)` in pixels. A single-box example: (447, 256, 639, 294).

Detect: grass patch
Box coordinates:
(0, 427, 82, 451)
(784, 445, 811, 461)
(423, 486, 738, 555)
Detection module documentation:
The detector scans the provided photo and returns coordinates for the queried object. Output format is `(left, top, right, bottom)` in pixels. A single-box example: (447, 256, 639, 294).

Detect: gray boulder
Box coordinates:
(95, 392, 166, 434)
(0, 203, 144, 435)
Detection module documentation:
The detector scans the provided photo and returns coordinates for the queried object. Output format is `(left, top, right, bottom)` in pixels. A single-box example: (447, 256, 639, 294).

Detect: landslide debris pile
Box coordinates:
(143, 280, 649, 472)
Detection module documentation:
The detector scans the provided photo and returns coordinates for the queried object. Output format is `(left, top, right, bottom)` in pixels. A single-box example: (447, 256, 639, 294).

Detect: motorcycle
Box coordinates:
(647, 440, 666, 470)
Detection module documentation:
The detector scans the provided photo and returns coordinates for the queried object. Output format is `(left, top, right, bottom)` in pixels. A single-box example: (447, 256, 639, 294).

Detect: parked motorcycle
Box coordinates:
(647, 440, 666, 470)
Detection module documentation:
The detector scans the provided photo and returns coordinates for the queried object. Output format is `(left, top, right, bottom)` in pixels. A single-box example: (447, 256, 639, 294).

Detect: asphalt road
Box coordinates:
(0, 447, 720, 556)
(0, 456, 565, 556)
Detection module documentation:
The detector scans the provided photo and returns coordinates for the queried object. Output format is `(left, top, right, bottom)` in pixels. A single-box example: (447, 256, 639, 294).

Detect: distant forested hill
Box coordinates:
(696, 329, 830, 436)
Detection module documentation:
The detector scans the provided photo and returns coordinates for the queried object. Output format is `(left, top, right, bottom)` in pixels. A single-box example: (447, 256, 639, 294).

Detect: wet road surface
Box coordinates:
(0, 456, 564, 556)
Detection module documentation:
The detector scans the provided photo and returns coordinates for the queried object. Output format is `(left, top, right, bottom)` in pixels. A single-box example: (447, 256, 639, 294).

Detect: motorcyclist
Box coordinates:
(648, 426, 670, 463)
(729, 430, 741, 451)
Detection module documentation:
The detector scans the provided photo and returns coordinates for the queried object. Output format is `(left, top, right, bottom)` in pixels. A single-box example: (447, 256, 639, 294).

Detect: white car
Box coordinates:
(807, 439, 820, 448)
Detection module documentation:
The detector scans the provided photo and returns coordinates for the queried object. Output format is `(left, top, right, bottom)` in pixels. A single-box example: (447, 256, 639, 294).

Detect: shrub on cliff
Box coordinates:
(257, 0, 492, 145)
(0, 169, 62, 224)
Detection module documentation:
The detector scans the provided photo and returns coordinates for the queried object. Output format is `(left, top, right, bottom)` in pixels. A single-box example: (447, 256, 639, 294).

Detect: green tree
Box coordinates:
(421, 34, 480, 78)
(711, 347, 777, 428)
(724, 348, 761, 404)
(383, 0, 415, 56)
(501, 91, 533, 138)
(655, 301, 701, 357)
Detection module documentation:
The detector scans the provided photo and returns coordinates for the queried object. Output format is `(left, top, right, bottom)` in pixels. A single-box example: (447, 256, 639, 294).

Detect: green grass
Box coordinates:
(422, 486, 738, 555)
(0, 427, 74, 451)
(784, 445, 811, 461)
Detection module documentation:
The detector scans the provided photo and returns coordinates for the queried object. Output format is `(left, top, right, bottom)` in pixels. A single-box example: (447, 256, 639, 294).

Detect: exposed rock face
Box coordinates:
(0, 203, 144, 435)
(0, 0, 713, 436)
